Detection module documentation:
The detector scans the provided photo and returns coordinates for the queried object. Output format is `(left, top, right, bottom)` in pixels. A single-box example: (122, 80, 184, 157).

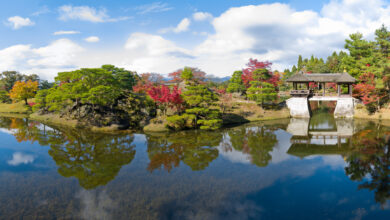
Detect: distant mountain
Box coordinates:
(205, 76, 231, 82)
(162, 76, 231, 83)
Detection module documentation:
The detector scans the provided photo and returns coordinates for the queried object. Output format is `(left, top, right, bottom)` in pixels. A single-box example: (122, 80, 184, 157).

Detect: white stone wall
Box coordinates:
(286, 97, 311, 118)
(334, 98, 354, 118)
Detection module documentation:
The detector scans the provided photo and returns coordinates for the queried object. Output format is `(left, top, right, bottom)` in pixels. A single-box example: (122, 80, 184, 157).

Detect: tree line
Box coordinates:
(0, 24, 389, 129)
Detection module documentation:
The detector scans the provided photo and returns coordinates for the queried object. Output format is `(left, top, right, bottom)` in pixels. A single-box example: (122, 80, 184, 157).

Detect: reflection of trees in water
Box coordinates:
(227, 126, 278, 167)
(345, 122, 390, 206)
(146, 131, 221, 172)
(0, 117, 44, 143)
(48, 130, 136, 190)
(0, 117, 136, 190)
(309, 101, 336, 114)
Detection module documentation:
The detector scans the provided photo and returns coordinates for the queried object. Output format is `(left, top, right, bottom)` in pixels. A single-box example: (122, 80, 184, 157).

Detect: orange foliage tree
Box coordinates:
(9, 80, 39, 105)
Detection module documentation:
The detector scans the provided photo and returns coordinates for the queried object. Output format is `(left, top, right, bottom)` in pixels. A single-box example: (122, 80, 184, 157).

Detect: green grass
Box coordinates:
(0, 101, 30, 113)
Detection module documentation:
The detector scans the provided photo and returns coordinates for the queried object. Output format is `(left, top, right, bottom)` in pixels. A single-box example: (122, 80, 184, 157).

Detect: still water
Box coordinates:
(0, 108, 389, 219)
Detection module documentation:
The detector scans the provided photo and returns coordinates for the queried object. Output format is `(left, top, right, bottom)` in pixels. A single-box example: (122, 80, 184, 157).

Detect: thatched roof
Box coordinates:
(286, 72, 356, 83)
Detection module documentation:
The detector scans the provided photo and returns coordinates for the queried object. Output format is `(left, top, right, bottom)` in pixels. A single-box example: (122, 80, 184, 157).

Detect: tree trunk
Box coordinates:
(25, 98, 28, 105)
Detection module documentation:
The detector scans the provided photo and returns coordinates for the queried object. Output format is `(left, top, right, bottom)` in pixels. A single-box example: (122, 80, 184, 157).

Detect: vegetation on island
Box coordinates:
(0, 25, 389, 130)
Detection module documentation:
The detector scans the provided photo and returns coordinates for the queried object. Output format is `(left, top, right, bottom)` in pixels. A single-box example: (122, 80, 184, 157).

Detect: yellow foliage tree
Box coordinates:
(9, 80, 39, 105)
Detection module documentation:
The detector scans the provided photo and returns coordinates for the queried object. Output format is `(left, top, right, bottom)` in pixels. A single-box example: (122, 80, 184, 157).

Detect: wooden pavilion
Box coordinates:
(286, 71, 356, 97)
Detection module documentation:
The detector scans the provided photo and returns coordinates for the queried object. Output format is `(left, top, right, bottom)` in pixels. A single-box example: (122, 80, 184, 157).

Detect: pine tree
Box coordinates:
(226, 70, 245, 93)
(297, 55, 303, 70)
(246, 68, 277, 107)
(167, 68, 222, 130)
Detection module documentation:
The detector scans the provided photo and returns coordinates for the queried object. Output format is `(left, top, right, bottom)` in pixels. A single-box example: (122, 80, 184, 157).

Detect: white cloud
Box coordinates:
(7, 152, 34, 166)
(6, 16, 35, 29)
(192, 0, 390, 74)
(53, 30, 80, 35)
(135, 2, 173, 14)
(121, 33, 193, 73)
(32, 5, 51, 16)
(1, 0, 390, 79)
(84, 36, 100, 43)
(159, 18, 191, 34)
(58, 5, 131, 22)
(193, 12, 213, 21)
(175, 18, 191, 33)
(0, 39, 84, 80)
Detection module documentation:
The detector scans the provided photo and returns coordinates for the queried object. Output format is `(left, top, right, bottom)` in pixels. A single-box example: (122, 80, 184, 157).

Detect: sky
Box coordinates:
(0, 0, 389, 80)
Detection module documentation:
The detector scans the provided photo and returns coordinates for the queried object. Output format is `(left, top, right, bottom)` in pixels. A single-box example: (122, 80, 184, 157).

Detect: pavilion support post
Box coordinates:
(322, 83, 325, 96)
(337, 84, 341, 97)
(306, 83, 309, 90)
(349, 84, 352, 96)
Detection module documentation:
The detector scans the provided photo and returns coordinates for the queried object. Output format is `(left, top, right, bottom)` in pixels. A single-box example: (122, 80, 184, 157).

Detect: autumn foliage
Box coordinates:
(9, 80, 39, 105)
(147, 85, 183, 114)
(353, 73, 382, 106)
(241, 59, 273, 88)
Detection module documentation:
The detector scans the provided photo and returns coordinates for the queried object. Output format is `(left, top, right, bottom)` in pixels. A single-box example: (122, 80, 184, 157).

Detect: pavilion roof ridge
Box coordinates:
(286, 72, 356, 83)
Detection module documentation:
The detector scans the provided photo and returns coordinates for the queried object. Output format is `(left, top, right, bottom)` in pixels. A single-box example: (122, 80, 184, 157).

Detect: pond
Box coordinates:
(0, 109, 389, 219)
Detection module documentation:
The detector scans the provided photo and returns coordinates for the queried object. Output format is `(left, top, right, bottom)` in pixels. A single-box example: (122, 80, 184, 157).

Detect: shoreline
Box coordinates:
(0, 102, 292, 133)
(4, 102, 390, 133)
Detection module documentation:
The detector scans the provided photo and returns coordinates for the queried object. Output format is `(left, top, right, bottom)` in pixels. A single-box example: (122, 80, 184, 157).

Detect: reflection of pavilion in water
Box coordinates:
(286, 116, 356, 158)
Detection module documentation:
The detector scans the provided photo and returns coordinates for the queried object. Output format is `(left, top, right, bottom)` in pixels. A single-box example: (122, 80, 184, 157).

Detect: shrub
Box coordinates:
(166, 114, 194, 130)
(0, 90, 11, 103)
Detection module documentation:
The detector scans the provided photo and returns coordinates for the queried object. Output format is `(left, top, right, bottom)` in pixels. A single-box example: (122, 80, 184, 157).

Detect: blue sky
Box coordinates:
(0, 0, 389, 80)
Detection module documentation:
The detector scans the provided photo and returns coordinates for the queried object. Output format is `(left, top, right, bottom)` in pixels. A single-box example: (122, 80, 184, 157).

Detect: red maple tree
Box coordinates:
(353, 73, 382, 105)
(241, 59, 272, 88)
(147, 85, 183, 114)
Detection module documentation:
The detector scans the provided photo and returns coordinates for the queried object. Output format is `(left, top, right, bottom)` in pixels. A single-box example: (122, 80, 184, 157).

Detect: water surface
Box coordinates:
(0, 111, 389, 219)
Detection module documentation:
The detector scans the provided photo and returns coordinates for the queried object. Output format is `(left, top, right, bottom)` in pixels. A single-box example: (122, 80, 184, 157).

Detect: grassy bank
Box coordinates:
(0, 101, 31, 114)
(143, 100, 291, 133)
(29, 113, 132, 133)
(354, 104, 390, 120)
(0, 112, 30, 119)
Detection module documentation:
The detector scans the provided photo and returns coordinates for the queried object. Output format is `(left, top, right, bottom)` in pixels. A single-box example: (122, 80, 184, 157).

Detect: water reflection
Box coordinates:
(223, 126, 278, 167)
(146, 131, 221, 172)
(346, 121, 390, 207)
(0, 113, 389, 217)
(0, 117, 136, 189)
(285, 113, 390, 207)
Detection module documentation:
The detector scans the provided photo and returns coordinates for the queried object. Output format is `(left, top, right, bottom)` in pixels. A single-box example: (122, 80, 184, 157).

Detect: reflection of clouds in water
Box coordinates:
(7, 152, 35, 166)
(321, 155, 346, 169)
(305, 155, 346, 170)
(351, 208, 367, 220)
(77, 190, 117, 220)
(319, 192, 337, 201)
(337, 198, 349, 205)
(36, 123, 54, 132)
(217, 134, 250, 164)
(217, 147, 251, 164)
(270, 130, 293, 164)
(0, 128, 16, 135)
(159, 197, 263, 220)
(370, 201, 390, 210)
(218, 130, 296, 165)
